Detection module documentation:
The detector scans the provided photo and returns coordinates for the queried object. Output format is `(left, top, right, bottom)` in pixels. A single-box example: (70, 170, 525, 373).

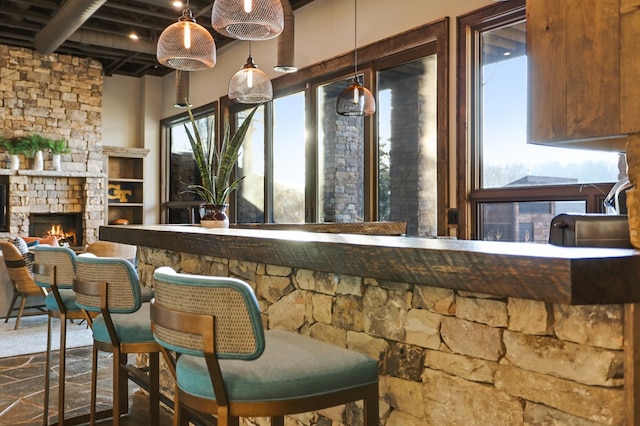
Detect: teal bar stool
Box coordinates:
(151, 267, 379, 426)
(73, 254, 160, 426)
(32, 245, 92, 426)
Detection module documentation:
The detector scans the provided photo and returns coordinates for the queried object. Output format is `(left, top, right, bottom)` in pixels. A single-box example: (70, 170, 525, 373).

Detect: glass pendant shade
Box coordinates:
(336, 76, 376, 116)
(211, 0, 284, 41)
(157, 8, 216, 71)
(229, 56, 273, 104)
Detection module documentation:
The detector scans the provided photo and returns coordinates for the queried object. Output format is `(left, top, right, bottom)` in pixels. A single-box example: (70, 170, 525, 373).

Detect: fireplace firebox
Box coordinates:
(29, 213, 83, 247)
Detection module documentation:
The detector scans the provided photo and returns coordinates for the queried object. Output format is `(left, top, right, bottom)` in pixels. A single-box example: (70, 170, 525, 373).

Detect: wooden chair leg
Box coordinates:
(57, 313, 67, 424)
(14, 295, 27, 330)
(149, 352, 160, 425)
(272, 416, 284, 426)
(90, 344, 99, 425)
(110, 349, 130, 426)
(42, 315, 53, 426)
(364, 386, 379, 426)
(4, 291, 18, 323)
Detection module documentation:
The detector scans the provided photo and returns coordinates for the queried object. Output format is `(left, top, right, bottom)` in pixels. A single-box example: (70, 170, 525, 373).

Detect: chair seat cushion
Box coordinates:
(176, 329, 378, 402)
(93, 302, 155, 344)
(45, 288, 81, 312)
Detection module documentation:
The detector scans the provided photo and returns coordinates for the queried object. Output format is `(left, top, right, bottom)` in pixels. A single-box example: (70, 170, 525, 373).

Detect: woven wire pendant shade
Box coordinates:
(157, 9, 216, 71)
(229, 56, 273, 104)
(211, 0, 284, 41)
(336, 76, 376, 116)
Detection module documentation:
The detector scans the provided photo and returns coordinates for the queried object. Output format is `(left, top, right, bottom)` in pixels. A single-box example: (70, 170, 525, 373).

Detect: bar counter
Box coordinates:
(99, 224, 640, 305)
(100, 224, 640, 425)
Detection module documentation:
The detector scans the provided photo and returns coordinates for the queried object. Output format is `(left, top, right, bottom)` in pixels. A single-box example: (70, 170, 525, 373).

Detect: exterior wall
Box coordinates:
(0, 45, 105, 242)
(137, 247, 625, 426)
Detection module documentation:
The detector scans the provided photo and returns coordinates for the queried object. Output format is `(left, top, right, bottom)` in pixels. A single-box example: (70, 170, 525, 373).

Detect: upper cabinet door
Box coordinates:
(527, 0, 640, 151)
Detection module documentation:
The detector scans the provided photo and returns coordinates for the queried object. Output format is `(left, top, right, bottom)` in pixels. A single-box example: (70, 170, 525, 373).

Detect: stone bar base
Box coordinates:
(137, 247, 625, 426)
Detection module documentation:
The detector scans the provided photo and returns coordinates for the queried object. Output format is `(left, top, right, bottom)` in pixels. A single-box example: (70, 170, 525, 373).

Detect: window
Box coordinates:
(236, 104, 266, 223)
(458, 1, 622, 242)
(317, 77, 365, 223)
(160, 20, 450, 234)
(160, 103, 217, 224)
(377, 54, 438, 236)
(273, 92, 306, 223)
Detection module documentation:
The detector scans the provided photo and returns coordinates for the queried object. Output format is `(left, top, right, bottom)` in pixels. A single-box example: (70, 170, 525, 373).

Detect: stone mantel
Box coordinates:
(99, 224, 640, 305)
(0, 170, 104, 178)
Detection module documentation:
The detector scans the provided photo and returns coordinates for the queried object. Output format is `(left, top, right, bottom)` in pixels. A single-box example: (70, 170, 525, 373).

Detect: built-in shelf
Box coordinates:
(103, 146, 149, 226)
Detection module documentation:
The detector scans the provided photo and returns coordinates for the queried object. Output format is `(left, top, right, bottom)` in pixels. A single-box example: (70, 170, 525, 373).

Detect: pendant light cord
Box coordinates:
(353, 0, 358, 78)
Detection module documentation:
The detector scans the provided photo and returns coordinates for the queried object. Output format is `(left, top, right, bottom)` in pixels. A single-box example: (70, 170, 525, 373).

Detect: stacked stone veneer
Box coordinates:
(0, 44, 104, 242)
(137, 247, 624, 426)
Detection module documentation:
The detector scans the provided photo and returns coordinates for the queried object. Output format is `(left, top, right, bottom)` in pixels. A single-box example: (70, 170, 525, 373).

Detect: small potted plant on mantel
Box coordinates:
(183, 101, 260, 228)
(48, 138, 70, 171)
(0, 137, 22, 170)
(20, 134, 50, 171)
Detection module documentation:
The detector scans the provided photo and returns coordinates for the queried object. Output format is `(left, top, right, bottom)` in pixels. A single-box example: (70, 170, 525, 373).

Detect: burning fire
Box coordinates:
(46, 224, 77, 247)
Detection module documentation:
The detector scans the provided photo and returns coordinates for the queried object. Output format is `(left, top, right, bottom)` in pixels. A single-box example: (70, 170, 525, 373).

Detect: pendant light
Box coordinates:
(157, 2, 216, 71)
(211, 0, 284, 41)
(229, 42, 273, 104)
(336, 0, 376, 116)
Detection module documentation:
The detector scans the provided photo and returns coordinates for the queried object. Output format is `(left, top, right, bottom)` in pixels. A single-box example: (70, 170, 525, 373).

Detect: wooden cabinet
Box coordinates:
(527, 0, 640, 151)
(103, 146, 149, 225)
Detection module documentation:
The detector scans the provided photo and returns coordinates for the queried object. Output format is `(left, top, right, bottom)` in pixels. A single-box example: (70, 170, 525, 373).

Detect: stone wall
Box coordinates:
(137, 247, 625, 426)
(0, 44, 105, 242)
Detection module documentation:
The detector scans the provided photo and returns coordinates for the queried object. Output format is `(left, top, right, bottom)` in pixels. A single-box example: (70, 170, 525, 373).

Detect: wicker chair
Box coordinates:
(151, 267, 379, 426)
(84, 241, 153, 303)
(73, 254, 160, 426)
(32, 245, 92, 426)
(0, 241, 46, 330)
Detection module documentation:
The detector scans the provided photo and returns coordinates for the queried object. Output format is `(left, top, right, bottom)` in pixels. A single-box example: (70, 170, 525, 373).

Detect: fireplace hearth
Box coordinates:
(29, 213, 83, 247)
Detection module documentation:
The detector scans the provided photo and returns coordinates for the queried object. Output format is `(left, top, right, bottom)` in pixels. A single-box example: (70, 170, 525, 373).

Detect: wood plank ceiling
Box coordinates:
(0, 0, 314, 77)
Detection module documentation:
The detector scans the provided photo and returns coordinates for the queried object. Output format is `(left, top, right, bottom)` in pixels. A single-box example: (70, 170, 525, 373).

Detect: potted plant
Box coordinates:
(48, 138, 70, 171)
(1, 137, 24, 171)
(20, 134, 50, 171)
(183, 103, 260, 228)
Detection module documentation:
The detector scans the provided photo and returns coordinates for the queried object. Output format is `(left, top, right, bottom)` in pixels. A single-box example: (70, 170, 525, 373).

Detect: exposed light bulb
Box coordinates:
(184, 22, 191, 49)
(244, 0, 253, 13)
(247, 69, 254, 88)
(353, 86, 359, 104)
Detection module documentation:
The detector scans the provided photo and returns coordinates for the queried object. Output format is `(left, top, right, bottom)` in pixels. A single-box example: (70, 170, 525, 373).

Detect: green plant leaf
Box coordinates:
(183, 103, 261, 205)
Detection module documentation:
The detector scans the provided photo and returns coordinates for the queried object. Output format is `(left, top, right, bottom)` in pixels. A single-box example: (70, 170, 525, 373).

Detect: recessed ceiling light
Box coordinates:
(503, 51, 511, 56)
(172, 1, 183, 8)
(129, 33, 139, 40)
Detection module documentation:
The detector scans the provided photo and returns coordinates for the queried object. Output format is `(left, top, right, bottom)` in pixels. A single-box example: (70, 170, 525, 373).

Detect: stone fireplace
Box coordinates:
(5, 172, 104, 247)
(0, 44, 105, 246)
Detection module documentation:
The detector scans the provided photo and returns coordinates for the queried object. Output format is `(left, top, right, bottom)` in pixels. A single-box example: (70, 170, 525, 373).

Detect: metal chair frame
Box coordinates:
(73, 257, 160, 426)
(150, 270, 379, 426)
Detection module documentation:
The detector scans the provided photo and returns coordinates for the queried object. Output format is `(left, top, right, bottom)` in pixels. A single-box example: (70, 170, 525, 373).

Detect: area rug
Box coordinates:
(0, 314, 93, 358)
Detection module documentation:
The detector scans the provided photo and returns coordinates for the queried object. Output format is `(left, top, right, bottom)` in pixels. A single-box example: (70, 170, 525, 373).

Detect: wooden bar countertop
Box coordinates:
(99, 224, 640, 305)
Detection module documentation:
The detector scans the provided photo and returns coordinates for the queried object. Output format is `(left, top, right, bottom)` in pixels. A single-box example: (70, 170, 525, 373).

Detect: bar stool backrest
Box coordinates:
(33, 246, 77, 290)
(152, 266, 265, 359)
(0, 241, 41, 294)
(74, 254, 142, 314)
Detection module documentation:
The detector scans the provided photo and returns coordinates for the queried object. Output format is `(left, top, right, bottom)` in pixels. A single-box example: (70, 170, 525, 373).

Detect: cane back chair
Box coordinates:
(32, 245, 93, 426)
(73, 254, 160, 426)
(151, 267, 379, 426)
(0, 241, 46, 330)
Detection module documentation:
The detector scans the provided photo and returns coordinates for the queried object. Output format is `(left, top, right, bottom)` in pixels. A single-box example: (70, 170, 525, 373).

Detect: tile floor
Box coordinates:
(0, 346, 174, 425)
